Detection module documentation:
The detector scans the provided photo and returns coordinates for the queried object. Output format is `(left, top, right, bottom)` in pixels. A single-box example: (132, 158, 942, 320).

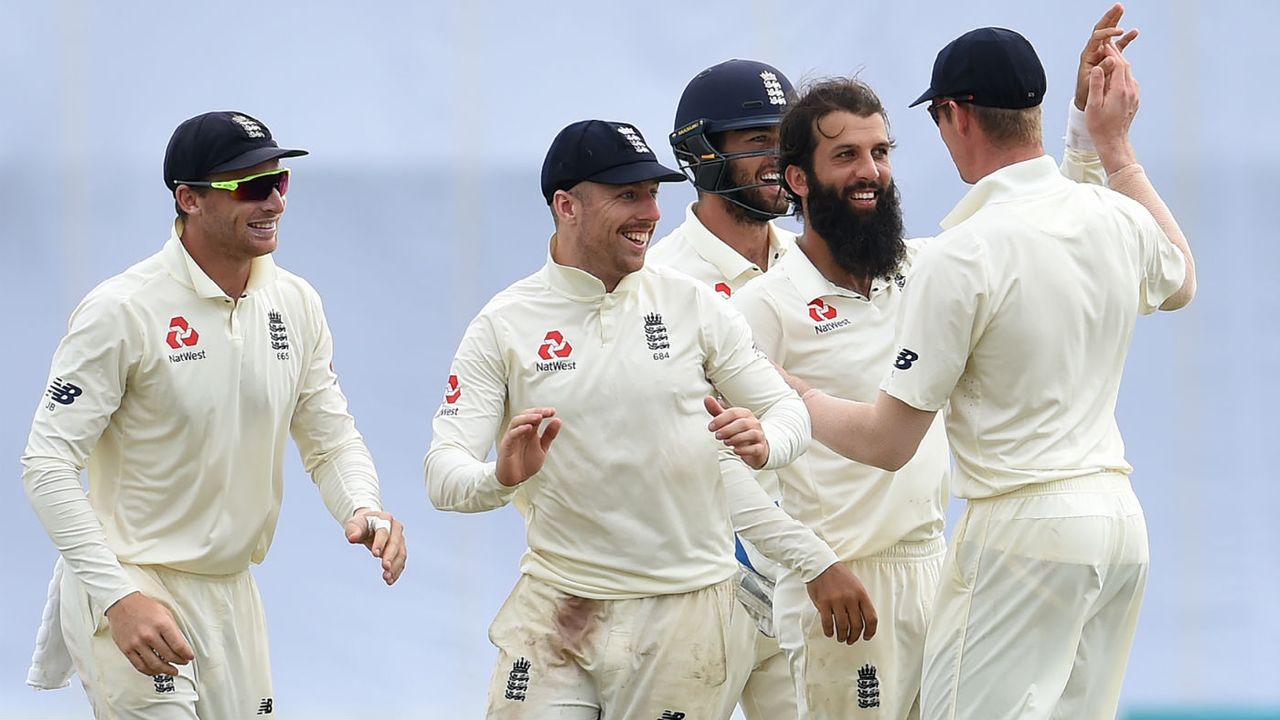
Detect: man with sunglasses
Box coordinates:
(780, 10, 1196, 720)
(22, 111, 405, 719)
(646, 58, 804, 720)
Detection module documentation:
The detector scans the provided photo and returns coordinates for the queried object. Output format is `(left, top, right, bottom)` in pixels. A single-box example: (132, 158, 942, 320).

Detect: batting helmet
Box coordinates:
(670, 59, 795, 217)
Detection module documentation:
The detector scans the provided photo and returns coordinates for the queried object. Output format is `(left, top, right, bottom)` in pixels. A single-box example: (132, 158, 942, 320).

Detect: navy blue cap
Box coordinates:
(910, 27, 1046, 109)
(540, 120, 685, 204)
(164, 111, 307, 191)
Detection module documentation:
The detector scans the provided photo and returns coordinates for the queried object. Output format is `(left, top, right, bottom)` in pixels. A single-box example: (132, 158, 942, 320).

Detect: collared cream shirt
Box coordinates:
(23, 228, 381, 614)
(882, 155, 1187, 499)
(734, 242, 951, 559)
(648, 202, 796, 298)
(426, 239, 834, 600)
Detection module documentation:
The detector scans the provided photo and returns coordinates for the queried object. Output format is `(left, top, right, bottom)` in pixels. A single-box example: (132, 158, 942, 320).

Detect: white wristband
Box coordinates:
(1065, 99, 1097, 154)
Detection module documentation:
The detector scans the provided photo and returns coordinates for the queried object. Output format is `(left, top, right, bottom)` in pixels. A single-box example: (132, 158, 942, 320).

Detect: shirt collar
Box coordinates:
(682, 202, 790, 279)
(162, 222, 279, 299)
(941, 155, 1067, 230)
(539, 234, 642, 300)
(780, 239, 900, 302)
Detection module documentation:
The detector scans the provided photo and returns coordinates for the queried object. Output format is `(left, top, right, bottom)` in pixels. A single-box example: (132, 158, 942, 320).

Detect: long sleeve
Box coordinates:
(720, 448, 837, 582)
(21, 292, 140, 615)
(1060, 100, 1107, 185)
(701, 287, 811, 470)
(290, 286, 382, 524)
(424, 314, 519, 513)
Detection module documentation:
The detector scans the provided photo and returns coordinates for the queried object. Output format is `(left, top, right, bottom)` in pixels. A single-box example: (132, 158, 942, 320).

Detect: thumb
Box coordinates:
(345, 516, 367, 544)
(1087, 65, 1106, 108)
(704, 395, 725, 418)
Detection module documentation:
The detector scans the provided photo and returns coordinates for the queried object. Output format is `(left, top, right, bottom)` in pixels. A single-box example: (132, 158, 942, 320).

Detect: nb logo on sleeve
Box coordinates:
(46, 378, 83, 406)
(894, 349, 919, 370)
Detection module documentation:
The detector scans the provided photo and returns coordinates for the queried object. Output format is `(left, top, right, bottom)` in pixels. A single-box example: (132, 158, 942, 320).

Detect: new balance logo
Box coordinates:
(660, 711, 687, 720)
(505, 657, 531, 702)
(857, 663, 880, 708)
(893, 272, 906, 289)
(257, 698, 274, 715)
(153, 674, 175, 694)
(894, 348, 919, 370)
(46, 378, 82, 406)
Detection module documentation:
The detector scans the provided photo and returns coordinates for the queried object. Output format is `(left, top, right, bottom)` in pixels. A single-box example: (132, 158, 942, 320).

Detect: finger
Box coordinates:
(844, 604, 864, 645)
(722, 428, 764, 448)
(1087, 65, 1105, 109)
(344, 518, 366, 544)
(379, 523, 404, 572)
(1094, 2, 1124, 32)
(384, 542, 407, 584)
(862, 600, 879, 641)
(158, 625, 195, 664)
(134, 646, 176, 676)
(370, 527, 389, 558)
(833, 604, 853, 644)
(709, 410, 751, 435)
(123, 648, 149, 675)
(703, 395, 726, 418)
(818, 604, 835, 639)
(1116, 28, 1139, 52)
(539, 418, 562, 452)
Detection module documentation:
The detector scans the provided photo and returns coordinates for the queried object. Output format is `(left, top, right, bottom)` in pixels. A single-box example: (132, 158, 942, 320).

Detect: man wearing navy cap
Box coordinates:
(23, 111, 405, 719)
(780, 9, 1197, 719)
(426, 119, 875, 718)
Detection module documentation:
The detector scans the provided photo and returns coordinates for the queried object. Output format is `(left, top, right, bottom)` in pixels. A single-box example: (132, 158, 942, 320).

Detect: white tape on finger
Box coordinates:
(366, 515, 392, 534)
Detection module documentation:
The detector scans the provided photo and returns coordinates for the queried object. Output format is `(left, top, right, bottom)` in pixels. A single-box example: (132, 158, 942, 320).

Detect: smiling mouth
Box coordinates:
(248, 220, 278, 233)
(621, 230, 651, 247)
(760, 171, 781, 185)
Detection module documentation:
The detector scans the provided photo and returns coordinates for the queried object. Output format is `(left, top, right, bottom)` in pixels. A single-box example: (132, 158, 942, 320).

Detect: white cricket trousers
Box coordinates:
(719, 619, 798, 720)
(920, 474, 1148, 720)
(60, 563, 273, 719)
(776, 537, 946, 720)
(485, 574, 753, 719)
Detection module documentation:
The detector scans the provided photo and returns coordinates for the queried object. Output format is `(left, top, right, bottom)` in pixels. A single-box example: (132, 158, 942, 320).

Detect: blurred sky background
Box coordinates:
(2, 1, 1277, 717)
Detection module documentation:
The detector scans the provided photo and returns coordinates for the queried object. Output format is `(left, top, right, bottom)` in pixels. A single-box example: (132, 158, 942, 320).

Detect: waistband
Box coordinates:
(865, 535, 947, 561)
(971, 472, 1132, 502)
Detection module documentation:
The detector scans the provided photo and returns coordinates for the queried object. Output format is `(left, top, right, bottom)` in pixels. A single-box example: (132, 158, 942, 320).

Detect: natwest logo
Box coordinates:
(537, 331, 573, 360)
(166, 316, 199, 349)
(444, 374, 462, 404)
(807, 299, 837, 323)
(714, 282, 733, 299)
(535, 330, 577, 372)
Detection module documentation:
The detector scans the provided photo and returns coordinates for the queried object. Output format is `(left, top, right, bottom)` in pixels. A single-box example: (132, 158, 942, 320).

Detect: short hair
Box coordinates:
(969, 104, 1042, 148)
(778, 78, 890, 206)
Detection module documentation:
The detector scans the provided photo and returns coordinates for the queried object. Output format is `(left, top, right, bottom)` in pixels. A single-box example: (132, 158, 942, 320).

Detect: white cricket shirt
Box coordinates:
(648, 202, 796, 299)
(425, 238, 834, 600)
(882, 155, 1187, 499)
(733, 242, 950, 559)
(23, 228, 381, 615)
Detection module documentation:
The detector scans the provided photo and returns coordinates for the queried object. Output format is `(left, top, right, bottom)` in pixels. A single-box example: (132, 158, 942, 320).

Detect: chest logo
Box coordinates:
(808, 299, 851, 335)
(267, 310, 289, 350)
(714, 282, 732, 299)
(643, 313, 670, 361)
(536, 331, 577, 372)
(165, 316, 199, 349)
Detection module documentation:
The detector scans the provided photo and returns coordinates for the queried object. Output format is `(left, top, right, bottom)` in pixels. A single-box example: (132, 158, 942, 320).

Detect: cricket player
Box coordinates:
(426, 118, 875, 719)
(22, 111, 405, 720)
(648, 58, 801, 720)
(780, 13, 1196, 719)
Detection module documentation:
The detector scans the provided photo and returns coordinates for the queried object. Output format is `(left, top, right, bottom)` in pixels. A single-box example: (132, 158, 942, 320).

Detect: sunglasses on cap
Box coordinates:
(175, 167, 290, 202)
(926, 95, 975, 126)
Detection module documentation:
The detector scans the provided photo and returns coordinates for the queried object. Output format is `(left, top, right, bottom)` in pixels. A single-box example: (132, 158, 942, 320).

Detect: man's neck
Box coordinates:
(796, 229, 874, 298)
(693, 197, 774, 272)
(966, 143, 1044, 184)
(180, 232, 251, 300)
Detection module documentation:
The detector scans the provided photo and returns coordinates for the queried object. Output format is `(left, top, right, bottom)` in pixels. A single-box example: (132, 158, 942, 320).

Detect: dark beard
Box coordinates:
(804, 175, 905, 279)
(718, 160, 789, 224)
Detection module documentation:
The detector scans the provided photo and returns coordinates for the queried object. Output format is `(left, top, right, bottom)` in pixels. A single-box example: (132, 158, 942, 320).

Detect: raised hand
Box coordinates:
(1086, 43, 1141, 172)
(496, 407, 561, 487)
(1075, 3, 1139, 111)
